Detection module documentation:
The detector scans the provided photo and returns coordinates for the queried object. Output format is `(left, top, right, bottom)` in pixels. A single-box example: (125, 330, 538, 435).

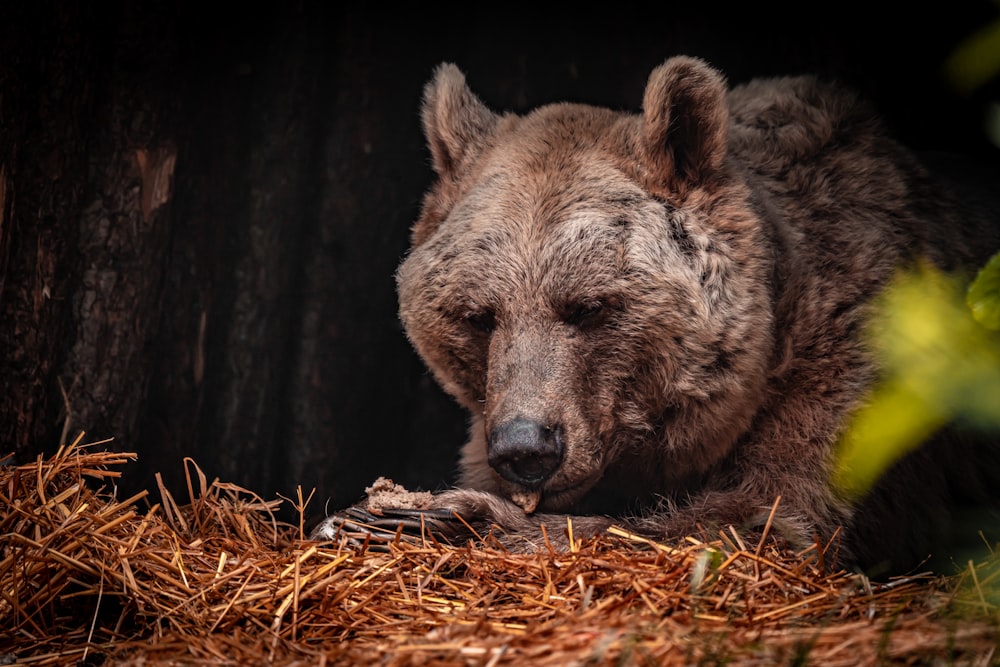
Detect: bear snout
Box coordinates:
(487, 418, 565, 487)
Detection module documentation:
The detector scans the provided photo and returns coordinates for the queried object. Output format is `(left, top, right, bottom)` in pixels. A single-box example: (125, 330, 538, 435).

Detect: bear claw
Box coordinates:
(309, 505, 474, 550)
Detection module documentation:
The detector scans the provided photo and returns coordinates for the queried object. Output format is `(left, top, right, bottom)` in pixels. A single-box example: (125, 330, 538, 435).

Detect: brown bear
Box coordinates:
(313, 56, 1000, 574)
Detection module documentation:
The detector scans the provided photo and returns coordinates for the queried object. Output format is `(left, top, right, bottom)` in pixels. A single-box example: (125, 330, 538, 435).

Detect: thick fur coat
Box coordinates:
(318, 56, 1000, 574)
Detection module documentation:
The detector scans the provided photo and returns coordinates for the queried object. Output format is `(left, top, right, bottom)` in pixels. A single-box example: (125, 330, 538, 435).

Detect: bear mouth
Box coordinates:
(515, 474, 601, 515)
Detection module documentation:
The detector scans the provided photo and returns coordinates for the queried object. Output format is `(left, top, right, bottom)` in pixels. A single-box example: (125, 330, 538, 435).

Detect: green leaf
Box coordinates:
(835, 259, 1000, 498)
(967, 252, 1000, 331)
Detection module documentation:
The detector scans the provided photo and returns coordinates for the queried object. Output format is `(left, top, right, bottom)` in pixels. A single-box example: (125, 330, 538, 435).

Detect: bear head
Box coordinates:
(396, 56, 777, 515)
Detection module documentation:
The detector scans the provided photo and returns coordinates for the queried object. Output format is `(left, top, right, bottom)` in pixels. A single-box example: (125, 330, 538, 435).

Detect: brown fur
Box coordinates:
(354, 57, 1000, 573)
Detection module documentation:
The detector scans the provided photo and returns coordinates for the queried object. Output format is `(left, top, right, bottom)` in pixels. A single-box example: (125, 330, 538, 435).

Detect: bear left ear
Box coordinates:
(421, 63, 500, 180)
(642, 56, 729, 191)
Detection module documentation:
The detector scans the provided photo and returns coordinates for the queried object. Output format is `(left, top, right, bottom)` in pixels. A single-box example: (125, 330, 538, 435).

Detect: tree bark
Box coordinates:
(1, 3, 100, 455)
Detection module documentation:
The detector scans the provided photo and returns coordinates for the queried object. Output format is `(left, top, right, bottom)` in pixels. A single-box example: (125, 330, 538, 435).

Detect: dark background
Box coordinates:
(2, 2, 998, 522)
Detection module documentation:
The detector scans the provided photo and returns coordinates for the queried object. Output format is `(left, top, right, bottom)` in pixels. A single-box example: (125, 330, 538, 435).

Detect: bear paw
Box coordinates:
(308, 503, 473, 549)
(309, 488, 615, 552)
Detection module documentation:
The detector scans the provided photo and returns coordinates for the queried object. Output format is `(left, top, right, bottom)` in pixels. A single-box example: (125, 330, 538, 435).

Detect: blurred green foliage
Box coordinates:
(943, 16, 1000, 95)
(834, 255, 1000, 499)
(968, 251, 1000, 330)
(943, 6, 1000, 150)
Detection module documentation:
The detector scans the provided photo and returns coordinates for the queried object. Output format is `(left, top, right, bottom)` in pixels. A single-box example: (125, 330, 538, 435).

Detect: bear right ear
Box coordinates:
(641, 56, 729, 194)
(421, 63, 500, 180)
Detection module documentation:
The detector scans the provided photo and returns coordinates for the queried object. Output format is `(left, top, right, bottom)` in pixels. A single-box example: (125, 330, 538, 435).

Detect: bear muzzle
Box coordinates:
(487, 418, 565, 489)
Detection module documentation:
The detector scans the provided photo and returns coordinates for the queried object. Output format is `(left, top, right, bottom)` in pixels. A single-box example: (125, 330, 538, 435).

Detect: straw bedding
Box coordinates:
(2, 435, 997, 666)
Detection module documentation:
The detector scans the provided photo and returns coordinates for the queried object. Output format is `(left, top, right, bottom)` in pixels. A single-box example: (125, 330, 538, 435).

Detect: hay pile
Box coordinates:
(2, 435, 998, 665)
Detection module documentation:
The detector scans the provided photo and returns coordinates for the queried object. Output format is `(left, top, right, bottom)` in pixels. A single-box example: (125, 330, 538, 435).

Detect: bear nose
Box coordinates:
(488, 418, 564, 487)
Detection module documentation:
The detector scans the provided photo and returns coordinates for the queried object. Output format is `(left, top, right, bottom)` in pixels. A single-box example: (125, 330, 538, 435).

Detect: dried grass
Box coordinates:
(1, 434, 997, 666)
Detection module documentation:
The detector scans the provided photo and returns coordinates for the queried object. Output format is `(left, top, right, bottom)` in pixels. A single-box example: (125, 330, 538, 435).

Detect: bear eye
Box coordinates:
(465, 310, 496, 334)
(564, 301, 605, 328)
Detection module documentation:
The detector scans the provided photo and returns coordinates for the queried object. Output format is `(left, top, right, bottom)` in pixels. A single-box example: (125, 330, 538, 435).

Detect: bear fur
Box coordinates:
(320, 56, 1000, 574)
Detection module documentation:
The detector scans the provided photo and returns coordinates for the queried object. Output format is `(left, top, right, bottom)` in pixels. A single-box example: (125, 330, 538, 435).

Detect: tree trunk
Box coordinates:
(0, 2, 467, 513)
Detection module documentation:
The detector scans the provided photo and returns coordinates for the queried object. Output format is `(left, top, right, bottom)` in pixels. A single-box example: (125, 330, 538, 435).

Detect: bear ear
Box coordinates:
(422, 63, 500, 179)
(641, 56, 729, 191)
